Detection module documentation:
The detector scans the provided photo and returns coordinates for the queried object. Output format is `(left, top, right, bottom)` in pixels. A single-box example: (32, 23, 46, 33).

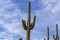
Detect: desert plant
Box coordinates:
(19, 38, 22, 40)
(44, 38, 46, 40)
(44, 27, 49, 40)
(21, 1, 36, 40)
(53, 24, 59, 40)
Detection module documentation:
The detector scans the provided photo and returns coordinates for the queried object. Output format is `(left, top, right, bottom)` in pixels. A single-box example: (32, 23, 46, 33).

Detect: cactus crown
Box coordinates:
(22, 1, 36, 30)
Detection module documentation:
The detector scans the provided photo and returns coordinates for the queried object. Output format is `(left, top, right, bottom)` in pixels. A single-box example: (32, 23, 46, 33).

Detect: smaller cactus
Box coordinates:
(44, 27, 49, 40)
(44, 38, 46, 40)
(53, 24, 59, 40)
(47, 27, 49, 40)
(19, 38, 22, 40)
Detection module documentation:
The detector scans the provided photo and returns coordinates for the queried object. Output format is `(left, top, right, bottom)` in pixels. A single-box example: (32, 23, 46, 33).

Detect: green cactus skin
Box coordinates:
(53, 24, 59, 40)
(22, 1, 36, 40)
(44, 27, 49, 40)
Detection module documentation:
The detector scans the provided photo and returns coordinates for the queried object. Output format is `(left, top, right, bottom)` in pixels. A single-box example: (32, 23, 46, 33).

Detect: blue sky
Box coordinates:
(0, 0, 60, 40)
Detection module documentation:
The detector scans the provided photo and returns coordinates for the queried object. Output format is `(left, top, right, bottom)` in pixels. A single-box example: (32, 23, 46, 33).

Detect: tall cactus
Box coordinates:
(22, 0, 36, 40)
(53, 24, 59, 40)
(44, 27, 49, 40)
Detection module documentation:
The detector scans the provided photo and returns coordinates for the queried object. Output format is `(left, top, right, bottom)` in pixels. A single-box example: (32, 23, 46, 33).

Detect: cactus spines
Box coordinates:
(53, 24, 59, 40)
(44, 27, 49, 40)
(22, 0, 36, 40)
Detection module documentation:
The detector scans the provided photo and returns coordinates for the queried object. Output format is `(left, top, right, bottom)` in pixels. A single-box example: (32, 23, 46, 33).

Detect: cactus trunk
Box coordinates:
(26, 1, 30, 40)
(26, 29, 30, 40)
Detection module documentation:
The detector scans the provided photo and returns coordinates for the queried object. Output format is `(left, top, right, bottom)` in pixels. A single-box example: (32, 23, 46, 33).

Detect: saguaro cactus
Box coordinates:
(47, 27, 49, 40)
(19, 38, 22, 40)
(22, 0, 36, 40)
(44, 27, 49, 40)
(44, 38, 46, 40)
(53, 24, 59, 40)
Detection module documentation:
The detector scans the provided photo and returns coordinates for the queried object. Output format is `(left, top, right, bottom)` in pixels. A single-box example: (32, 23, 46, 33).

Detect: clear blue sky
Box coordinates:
(0, 0, 60, 40)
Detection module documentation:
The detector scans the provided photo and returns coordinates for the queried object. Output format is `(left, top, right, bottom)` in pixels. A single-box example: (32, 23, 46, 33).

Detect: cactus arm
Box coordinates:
(53, 35, 56, 40)
(30, 23, 34, 30)
(30, 16, 36, 30)
(22, 19, 27, 30)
